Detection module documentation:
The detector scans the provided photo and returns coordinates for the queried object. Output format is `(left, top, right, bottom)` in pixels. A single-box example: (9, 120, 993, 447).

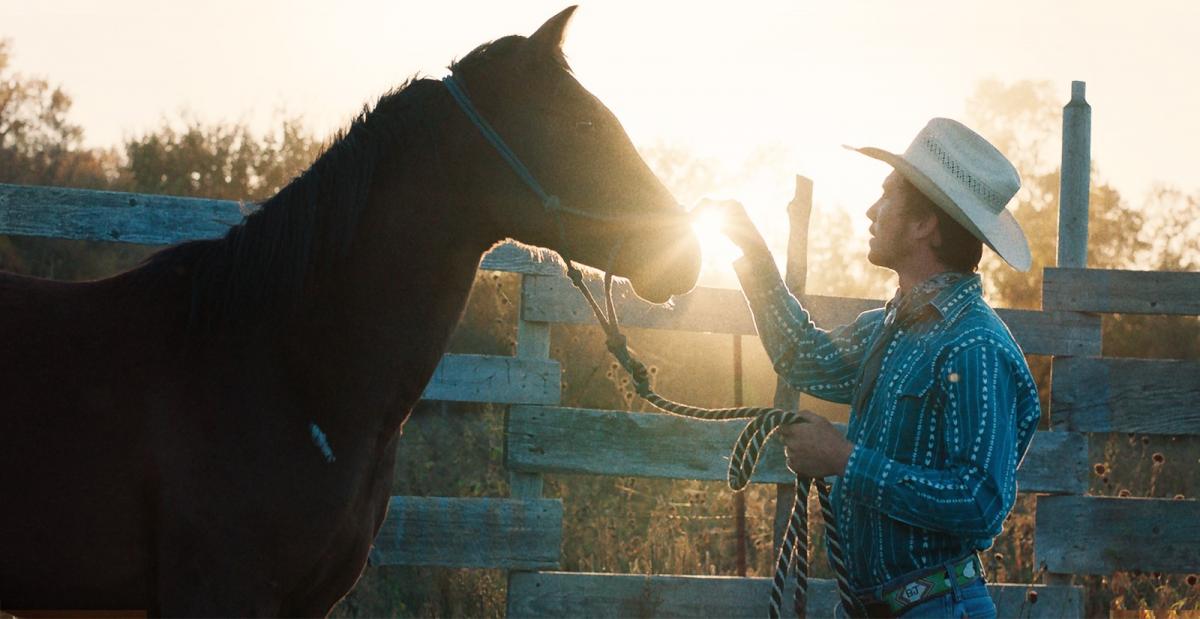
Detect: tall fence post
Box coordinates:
(1057, 80, 1092, 269)
(772, 175, 814, 555)
(1045, 80, 1092, 590)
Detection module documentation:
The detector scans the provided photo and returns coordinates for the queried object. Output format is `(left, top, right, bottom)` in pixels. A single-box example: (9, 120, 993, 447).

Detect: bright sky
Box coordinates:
(5, 1, 1199, 285)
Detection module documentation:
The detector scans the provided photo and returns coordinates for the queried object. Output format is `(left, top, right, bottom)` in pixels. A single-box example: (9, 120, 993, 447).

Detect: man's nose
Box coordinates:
(866, 200, 880, 221)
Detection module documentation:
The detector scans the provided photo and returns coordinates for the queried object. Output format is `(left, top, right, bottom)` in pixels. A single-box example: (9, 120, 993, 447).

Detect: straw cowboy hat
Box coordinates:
(846, 118, 1032, 271)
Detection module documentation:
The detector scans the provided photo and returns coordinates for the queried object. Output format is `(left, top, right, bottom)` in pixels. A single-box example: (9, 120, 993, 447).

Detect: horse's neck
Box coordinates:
(283, 168, 492, 437)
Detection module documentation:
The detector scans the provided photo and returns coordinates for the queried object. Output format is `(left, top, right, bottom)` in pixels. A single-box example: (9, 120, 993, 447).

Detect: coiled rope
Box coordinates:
(565, 265, 865, 619)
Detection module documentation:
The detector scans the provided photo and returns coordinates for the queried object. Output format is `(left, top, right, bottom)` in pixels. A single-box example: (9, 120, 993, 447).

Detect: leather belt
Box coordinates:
(858, 554, 985, 617)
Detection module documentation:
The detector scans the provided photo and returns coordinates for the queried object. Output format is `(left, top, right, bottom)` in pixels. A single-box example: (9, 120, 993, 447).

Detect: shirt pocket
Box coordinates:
(898, 363, 936, 400)
(884, 355, 941, 464)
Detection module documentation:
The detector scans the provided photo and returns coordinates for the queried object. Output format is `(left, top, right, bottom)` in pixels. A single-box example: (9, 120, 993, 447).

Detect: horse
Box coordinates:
(0, 7, 701, 616)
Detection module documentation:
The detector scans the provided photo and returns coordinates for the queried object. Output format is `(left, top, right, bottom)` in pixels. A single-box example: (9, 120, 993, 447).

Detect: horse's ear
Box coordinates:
(529, 5, 578, 53)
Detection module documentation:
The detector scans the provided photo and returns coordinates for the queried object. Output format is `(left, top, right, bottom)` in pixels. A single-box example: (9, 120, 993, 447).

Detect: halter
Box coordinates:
(442, 72, 864, 619)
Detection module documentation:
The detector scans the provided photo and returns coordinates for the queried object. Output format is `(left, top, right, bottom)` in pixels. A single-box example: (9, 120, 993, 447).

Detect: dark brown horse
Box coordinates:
(0, 7, 700, 616)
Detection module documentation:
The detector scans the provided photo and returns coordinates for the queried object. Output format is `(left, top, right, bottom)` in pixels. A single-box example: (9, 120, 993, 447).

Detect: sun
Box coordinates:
(691, 208, 746, 275)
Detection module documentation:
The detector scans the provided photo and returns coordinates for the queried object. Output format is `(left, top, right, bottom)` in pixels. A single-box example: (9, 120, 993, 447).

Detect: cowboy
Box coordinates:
(701, 118, 1041, 618)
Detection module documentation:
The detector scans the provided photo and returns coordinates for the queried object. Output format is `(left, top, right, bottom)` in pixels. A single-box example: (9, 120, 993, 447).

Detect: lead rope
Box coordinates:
(564, 262, 865, 619)
(440, 72, 862, 618)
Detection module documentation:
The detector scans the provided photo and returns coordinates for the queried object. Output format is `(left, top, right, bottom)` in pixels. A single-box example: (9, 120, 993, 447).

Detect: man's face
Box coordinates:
(865, 171, 925, 271)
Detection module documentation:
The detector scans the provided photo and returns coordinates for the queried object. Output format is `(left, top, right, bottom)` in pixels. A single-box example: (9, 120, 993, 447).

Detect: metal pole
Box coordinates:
(1057, 80, 1092, 269)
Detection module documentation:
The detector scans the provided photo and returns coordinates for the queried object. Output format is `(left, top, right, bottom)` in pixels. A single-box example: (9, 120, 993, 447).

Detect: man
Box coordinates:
(702, 118, 1041, 618)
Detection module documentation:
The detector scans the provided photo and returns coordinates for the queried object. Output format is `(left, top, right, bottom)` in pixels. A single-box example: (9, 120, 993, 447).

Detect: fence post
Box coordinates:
(772, 175, 814, 554)
(1044, 80, 1092, 590)
(1057, 80, 1091, 269)
(510, 274, 552, 500)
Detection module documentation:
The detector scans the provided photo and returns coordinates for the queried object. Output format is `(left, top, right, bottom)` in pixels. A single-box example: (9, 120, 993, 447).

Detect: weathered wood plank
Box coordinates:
(1016, 430, 1089, 495)
(505, 406, 1084, 494)
(368, 496, 562, 569)
(420, 354, 560, 405)
(1035, 495, 1200, 575)
(1044, 267, 1200, 315)
(507, 572, 1081, 618)
(521, 274, 1099, 356)
(0, 182, 247, 244)
(0, 183, 559, 274)
(479, 242, 565, 276)
(1051, 356, 1200, 435)
(522, 273, 760, 335)
(997, 309, 1101, 357)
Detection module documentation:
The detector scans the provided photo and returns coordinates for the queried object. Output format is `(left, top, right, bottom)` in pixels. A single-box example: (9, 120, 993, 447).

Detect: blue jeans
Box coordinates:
(836, 572, 996, 618)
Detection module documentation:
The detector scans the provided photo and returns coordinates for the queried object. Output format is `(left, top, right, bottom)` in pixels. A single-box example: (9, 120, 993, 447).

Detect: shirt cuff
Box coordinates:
(733, 252, 785, 302)
(841, 442, 894, 510)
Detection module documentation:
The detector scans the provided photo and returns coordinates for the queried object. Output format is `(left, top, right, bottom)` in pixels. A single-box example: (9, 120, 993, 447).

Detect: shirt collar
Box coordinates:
(884, 272, 981, 326)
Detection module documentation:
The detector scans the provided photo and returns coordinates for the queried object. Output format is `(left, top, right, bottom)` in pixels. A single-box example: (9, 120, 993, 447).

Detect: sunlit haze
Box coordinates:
(5, 1, 1199, 288)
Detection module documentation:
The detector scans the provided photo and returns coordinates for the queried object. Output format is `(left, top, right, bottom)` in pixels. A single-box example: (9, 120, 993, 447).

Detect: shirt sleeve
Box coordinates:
(838, 341, 1033, 538)
(733, 253, 879, 405)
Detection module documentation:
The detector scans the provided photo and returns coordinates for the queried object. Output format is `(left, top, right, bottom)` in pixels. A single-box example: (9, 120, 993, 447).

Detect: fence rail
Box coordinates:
(506, 405, 1089, 494)
(1035, 496, 1200, 574)
(368, 496, 563, 569)
(506, 572, 1083, 619)
(1050, 356, 1200, 434)
(523, 274, 1102, 356)
(422, 354, 560, 405)
(0, 183, 562, 276)
(1043, 267, 1200, 315)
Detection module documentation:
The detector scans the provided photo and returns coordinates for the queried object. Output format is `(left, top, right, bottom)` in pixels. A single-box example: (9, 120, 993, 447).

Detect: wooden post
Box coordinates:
(510, 274, 552, 500)
(732, 334, 748, 577)
(1057, 80, 1091, 269)
(772, 175, 814, 554)
(1045, 80, 1090, 589)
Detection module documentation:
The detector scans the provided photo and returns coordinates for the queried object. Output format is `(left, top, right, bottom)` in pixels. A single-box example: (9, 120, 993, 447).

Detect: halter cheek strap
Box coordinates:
(442, 74, 637, 224)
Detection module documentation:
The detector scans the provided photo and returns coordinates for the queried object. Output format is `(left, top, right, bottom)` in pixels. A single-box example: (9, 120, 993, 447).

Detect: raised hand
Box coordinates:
(692, 198, 772, 260)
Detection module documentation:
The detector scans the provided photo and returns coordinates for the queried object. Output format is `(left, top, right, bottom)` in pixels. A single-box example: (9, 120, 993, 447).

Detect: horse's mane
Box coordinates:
(134, 35, 559, 339)
(134, 76, 442, 337)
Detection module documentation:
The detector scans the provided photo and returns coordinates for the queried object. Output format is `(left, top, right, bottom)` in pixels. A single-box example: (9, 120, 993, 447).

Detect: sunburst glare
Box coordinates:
(691, 207, 746, 274)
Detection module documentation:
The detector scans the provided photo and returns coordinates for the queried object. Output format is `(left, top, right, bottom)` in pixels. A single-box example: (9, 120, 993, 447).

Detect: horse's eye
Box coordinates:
(576, 120, 595, 131)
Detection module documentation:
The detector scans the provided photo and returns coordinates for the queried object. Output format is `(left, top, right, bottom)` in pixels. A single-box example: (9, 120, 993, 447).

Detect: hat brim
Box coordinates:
(847, 145, 1032, 272)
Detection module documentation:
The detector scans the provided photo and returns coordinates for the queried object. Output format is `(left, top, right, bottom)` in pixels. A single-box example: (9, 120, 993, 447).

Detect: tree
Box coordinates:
(0, 39, 117, 188)
(120, 114, 321, 202)
(0, 39, 323, 279)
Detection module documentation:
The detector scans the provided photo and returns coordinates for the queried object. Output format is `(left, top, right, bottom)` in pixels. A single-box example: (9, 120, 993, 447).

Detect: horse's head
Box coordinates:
(448, 6, 700, 304)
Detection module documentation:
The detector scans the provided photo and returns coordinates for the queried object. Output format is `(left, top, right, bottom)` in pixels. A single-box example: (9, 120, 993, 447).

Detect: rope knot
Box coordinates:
(543, 195, 562, 212)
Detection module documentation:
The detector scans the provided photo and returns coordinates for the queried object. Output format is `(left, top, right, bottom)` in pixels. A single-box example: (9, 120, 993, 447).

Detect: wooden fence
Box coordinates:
(2, 81, 1198, 617)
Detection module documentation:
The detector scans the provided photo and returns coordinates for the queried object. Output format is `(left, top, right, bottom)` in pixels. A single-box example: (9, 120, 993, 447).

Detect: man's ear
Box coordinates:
(914, 211, 942, 248)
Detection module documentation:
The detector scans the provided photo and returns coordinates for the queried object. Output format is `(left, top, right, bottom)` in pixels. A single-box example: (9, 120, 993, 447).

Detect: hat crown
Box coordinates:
(902, 118, 1020, 215)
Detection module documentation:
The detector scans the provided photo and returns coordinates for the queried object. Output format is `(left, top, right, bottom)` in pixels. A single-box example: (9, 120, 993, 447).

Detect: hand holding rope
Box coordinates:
(565, 262, 866, 619)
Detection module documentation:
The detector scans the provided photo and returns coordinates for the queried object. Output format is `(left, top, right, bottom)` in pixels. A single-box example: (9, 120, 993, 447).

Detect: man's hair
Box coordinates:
(898, 178, 983, 272)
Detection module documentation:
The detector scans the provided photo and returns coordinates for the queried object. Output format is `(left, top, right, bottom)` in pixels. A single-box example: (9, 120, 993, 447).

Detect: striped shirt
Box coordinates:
(733, 257, 1041, 589)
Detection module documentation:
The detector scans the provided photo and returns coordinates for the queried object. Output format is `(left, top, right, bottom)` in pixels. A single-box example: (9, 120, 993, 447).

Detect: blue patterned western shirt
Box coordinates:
(733, 257, 1041, 589)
